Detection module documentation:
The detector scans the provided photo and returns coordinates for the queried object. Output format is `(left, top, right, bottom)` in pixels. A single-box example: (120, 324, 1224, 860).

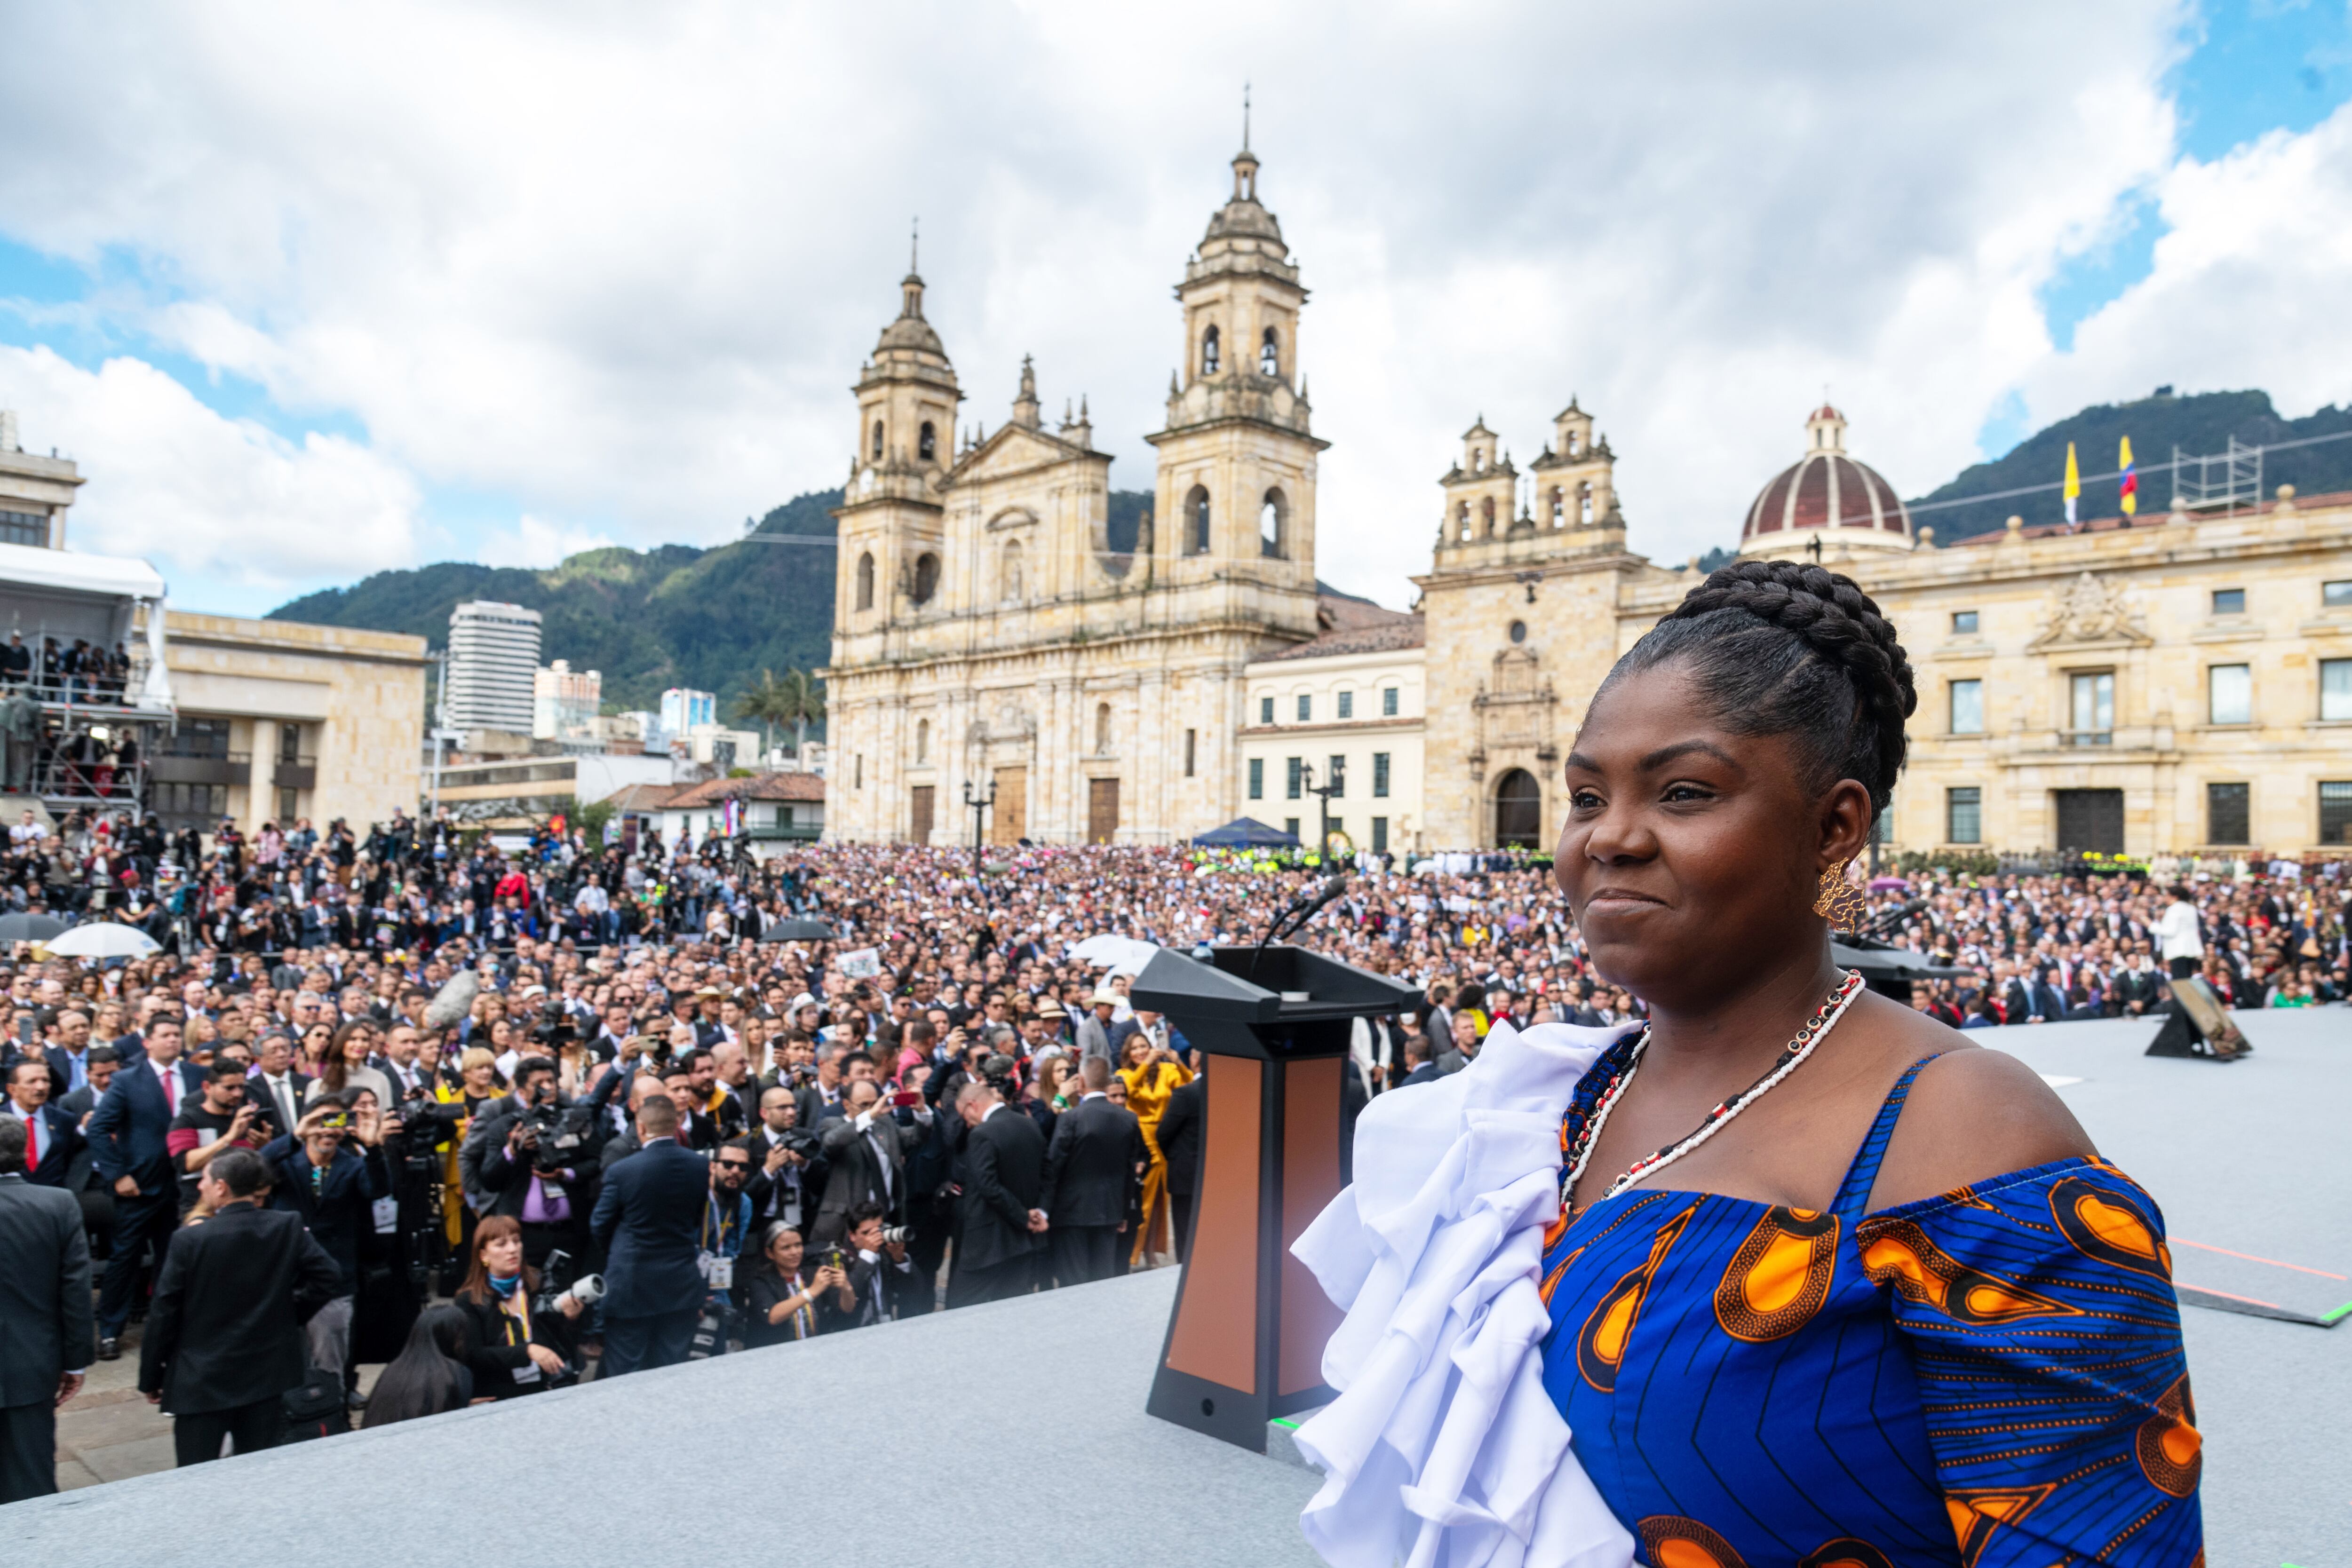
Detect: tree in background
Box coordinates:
(738, 667, 825, 763)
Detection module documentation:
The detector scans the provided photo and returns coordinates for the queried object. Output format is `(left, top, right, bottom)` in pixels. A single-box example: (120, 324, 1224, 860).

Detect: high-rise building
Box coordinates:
(0, 407, 82, 549)
(445, 600, 542, 735)
(659, 687, 716, 738)
(532, 659, 603, 740)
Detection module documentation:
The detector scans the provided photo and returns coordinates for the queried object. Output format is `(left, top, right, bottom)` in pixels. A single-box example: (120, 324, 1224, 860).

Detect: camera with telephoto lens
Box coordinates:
(532, 1249, 605, 1319)
(880, 1225, 912, 1248)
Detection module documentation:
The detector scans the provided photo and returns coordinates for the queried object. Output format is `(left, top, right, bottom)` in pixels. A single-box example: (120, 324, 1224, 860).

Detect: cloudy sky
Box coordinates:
(1, 1, 2348, 618)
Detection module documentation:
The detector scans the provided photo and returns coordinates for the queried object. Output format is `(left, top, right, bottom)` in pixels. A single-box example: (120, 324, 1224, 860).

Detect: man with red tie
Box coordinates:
(2, 1059, 82, 1189)
(86, 1017, 197, 1360)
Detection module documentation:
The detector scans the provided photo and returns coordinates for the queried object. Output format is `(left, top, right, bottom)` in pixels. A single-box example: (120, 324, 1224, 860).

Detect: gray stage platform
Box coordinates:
(7, 1008, 2342, 1568)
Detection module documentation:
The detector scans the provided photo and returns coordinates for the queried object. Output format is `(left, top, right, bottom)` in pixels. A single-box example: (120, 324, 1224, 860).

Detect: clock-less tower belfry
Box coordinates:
(823, 136, 1328, 847)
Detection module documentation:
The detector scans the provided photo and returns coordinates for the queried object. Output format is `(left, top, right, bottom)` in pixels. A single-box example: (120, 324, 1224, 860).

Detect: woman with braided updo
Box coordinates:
(1290, 562, 2200, 1568)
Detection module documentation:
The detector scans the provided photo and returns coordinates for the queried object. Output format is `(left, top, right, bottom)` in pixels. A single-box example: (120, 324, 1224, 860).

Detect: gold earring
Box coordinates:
(1814, 859, 1865, 931)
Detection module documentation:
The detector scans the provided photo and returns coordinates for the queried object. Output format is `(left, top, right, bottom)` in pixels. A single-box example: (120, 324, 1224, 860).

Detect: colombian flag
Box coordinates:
(2119, 436, 2138, 516)
(2063, 442, 2081, 528)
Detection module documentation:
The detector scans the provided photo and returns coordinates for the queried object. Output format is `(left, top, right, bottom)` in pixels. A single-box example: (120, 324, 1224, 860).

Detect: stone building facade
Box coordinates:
(824, 146, 1325, 846)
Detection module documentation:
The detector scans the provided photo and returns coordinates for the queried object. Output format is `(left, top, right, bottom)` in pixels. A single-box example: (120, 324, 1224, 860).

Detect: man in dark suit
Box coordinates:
(38, 1006, 95, 1100)
(811, 1078, 908, 1247)
(1154, 1056, 1207, 1260)
(1041, 1057, 1145, 1287)
(1395, 1034, 1440, 1090)
(0, 1118, 89, 1502)
(137, 1148, 340, 1466)
(259, 1098, 389, 1387)
(589, 1093, 708, 1378)
(86, 1015, 199, 1356)
(5, 1057, 84, 1189)
(947, 1075, 1045, 1307)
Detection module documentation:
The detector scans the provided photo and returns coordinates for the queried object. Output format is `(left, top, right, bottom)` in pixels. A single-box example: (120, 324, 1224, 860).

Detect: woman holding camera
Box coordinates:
(742, 1222, 848, 1348)
(451, 1214, 583, 1398)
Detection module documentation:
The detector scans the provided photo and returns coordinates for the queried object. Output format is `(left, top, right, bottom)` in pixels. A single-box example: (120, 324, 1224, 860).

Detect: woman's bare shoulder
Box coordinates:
(1865, 1019, 2097, 1211)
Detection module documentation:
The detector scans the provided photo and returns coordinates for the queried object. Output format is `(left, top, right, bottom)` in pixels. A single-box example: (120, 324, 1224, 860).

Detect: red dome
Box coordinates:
(1740, 408, 1911, 550)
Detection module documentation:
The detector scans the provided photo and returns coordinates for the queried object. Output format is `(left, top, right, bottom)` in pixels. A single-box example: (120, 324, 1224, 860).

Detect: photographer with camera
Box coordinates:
(165, 1061, 271, 1215)
(459, 1055, 592, 1268)
(820, 1199, 917, 1330)
(450, 1214, 584, 1399)
(258, 1094, 389, 1398)
(810, 1077, 908, 1248)
(741, 1223, 841, 1348)
(743, 1085, 818, 1234)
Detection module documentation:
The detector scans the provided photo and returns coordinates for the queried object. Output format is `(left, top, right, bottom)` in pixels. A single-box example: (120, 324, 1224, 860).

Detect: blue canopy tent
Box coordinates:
(1190, 817, 1301, 848)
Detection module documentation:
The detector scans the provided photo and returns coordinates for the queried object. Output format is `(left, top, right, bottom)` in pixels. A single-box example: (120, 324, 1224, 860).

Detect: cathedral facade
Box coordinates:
(822, 147, 1326, 847)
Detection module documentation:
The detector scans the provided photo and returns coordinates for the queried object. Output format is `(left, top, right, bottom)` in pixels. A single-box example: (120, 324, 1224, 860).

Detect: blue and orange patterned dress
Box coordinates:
(1538, 1043, 2203, 1567)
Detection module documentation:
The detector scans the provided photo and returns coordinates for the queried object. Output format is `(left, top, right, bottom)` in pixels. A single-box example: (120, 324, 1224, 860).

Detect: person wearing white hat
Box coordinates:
(1075, 989, 1120, 1064)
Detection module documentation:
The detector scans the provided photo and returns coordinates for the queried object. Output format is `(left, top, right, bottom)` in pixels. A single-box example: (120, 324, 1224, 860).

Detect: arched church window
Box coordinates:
(1095, 702, 1112, 754)
(912, 553, 941, 605)
(1565, 431, 1580, 458)
(1548, 486, 1565, 525)
(1201, 325, 1221, 376)
(1260, 488, 1287, 559)
(1480, 496, 1496, 535)
(1001, 539, 1024, 602)
(1456, 500, 1471, 541)
(1579, 481, 1595, 525)
(915, 719, 930, 764)
(918, 421, 937, 461)
(870, 421, 884, 461)
(1186, 485, 1211, 555)
(855, 551, 875, 611)
(1259, 327, 1279, 377)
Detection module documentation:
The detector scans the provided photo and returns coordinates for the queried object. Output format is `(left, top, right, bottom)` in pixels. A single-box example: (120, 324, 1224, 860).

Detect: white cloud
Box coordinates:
(0, 344, 420, 592)
(0, 0, 2302, 612)
(473, 514, 618, 570)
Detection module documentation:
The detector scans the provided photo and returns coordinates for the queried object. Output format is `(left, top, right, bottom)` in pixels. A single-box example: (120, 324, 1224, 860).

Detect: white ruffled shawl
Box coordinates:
(1288, 1020, 1639, 1568)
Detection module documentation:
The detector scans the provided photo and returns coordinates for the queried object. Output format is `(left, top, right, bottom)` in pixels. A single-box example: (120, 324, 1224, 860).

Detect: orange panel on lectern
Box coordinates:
(1164, 1054, 1261, 1391)
(1278, 1055, 1345, 1396)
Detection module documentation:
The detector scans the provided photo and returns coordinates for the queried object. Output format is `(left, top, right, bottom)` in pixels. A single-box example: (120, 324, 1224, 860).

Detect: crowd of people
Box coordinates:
(0, 817, 2344, 1495)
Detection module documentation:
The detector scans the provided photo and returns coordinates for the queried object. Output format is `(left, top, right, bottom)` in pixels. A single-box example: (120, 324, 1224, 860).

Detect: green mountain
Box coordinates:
(268, 489, 846, 717)
(1909, 388, 2352, 540)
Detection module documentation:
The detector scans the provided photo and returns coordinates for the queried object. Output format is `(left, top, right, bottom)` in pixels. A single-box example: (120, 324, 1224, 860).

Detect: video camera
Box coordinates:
(521, 1097, 597, 1167)
(531, 998, 577, 1051)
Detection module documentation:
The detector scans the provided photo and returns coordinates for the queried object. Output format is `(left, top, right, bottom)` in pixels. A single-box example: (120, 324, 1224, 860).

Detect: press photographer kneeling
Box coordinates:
(452, 1214, 588, 1398)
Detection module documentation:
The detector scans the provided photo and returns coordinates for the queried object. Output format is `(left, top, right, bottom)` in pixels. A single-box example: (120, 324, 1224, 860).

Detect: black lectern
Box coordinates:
(1128, 944, 1419, 1452)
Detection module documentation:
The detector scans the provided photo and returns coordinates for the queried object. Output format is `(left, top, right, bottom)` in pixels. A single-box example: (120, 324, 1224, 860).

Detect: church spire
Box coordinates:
(1011, 355, 1042, 429)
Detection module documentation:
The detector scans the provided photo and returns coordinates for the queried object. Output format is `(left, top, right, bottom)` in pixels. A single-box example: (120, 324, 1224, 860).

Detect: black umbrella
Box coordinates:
(763, 917, 835, 942)
(0, 913, 69, 945)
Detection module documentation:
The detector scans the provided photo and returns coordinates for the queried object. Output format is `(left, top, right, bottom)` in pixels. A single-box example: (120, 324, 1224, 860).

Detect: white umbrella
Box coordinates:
(1067, 934, 1159, 972)
(46, 923, 161, 959)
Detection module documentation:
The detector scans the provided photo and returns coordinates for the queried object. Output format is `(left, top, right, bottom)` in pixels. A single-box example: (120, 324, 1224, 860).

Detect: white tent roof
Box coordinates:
(0, 541, 165, 599)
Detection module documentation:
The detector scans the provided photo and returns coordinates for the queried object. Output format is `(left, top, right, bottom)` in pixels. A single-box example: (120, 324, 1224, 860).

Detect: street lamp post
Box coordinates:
(1298, 761, 1338, 864)
(962, 778, 996, 905)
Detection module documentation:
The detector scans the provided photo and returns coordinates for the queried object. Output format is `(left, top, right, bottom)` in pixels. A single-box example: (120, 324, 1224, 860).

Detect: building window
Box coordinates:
(870, 421, 884, 461)
(2323, 658, 2352, 721)
(911, 553, 941, 605)
(2326, 580, 2352, 609)
(1370, 816, 1388, 853)
(1327, 755, 1346, 797)
(1000, 539, 1024, 602)
(915, 719, 930, 764)
(1184, 728, 1196, 777)
(277, 787, 298, 822)
(1095, 702, 1112, 754)
(1201, 325, 1221, 376)
(1382, 687, 1398, 717)
(854, 754, 863, 788)
(1949, 678, 1984, 735)
(1259, 696, 1273, 725)
(1284, 817, 1300, 839)
(1286, 757, 1303, 800)
(855, 551, 875, 611)
(1336, 690, 1353, 720)
(2069, 671, 2114, 744)
(2207, 782, 2249, 845)
(1548, 486, 1564, 524)
(1248, 758, 1263, 799)
(1946, 787, 1982, 844)
(918, 421, 937, 461)
(1260, 488, 1287, 558)
(1186, 485, 1211, 555)
(1578, 481, 1594, 524)
(1259, 326, 1279, 377)
(2211, 587, 2246, 616)
(2208, 664, 2252, 726)
(1296, 694, 1311, 722)
(1372, 752, 1390, 797)
(2322, 782, 2352, 845)
(0, 509, 46, 548)
(1508, 620, 1527, 644)
(1951, 609, 1979, 635)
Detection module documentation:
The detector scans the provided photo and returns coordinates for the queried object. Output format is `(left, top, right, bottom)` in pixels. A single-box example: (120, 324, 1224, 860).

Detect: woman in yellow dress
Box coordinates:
(1116, 1032, 1193, 1266)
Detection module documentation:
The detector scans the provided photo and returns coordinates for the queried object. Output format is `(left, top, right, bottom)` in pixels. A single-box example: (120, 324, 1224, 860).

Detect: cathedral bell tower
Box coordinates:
(834, 253, 963, 655)
(1144, 137, 1324, 640)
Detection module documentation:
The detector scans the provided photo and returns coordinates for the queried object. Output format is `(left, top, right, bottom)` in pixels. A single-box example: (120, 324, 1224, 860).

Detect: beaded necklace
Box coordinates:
(1562, 969, 1866, 1212)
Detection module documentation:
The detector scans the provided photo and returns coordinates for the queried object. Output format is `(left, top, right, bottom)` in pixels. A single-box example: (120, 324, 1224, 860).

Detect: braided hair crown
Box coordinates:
(1603, 558, 1917, 817)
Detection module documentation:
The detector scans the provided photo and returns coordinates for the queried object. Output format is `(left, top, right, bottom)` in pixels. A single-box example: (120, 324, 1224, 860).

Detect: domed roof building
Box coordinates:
(1739, 404, 1913, 556)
